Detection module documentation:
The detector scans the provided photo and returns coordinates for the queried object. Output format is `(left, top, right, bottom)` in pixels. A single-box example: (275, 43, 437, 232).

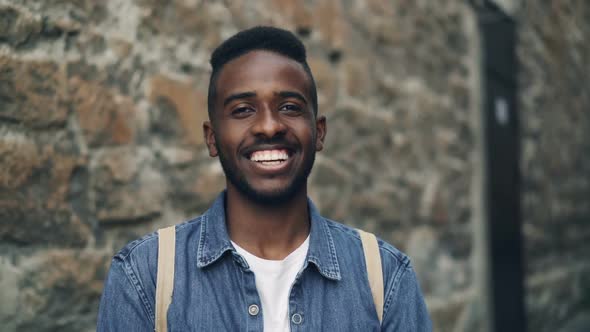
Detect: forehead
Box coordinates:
(214, 50, 311, 99)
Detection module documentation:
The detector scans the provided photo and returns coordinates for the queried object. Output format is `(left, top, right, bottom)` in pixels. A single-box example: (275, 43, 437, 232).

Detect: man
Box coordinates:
(97, 26, 431, 331)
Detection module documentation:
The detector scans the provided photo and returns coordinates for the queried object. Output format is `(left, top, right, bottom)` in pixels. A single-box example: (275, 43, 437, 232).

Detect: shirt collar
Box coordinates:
(196, 191, 342, 281)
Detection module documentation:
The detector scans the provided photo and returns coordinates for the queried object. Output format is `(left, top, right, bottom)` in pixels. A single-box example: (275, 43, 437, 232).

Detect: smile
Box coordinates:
(244, 148, 295, 172)
(249, 149, 289, 165)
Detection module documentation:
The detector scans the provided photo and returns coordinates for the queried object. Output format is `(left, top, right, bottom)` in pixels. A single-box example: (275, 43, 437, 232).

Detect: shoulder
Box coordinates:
(113, 215, 204, 265)
(322, 218, 428, 323)
(322, 217, 411, 271)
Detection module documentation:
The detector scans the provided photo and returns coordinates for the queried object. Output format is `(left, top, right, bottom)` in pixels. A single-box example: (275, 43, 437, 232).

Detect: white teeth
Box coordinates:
(250, 149, 288, 162)
(260, 160, 282, 166)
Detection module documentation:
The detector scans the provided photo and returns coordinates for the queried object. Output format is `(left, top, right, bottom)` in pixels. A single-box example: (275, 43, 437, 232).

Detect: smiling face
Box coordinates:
(204, 50, 326, 205)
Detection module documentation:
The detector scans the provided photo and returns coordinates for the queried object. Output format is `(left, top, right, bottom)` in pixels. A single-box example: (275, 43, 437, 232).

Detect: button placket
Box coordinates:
(241, 268, 262, 332)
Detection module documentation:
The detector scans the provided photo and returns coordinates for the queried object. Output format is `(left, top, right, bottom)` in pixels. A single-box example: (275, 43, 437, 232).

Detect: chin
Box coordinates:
(219, 149, 314, 205)
(242, 184, 302, 205)
(228, 176, 305, 205)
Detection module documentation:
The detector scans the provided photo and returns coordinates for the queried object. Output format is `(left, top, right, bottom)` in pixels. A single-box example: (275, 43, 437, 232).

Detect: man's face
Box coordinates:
(204, 50, 326, 204)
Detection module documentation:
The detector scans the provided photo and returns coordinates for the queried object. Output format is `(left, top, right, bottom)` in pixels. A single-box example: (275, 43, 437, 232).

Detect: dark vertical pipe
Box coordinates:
(471, 1, 527, 331)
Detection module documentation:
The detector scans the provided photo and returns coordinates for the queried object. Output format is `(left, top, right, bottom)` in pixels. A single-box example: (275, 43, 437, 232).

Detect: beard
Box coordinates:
(215, 138, 316, 206)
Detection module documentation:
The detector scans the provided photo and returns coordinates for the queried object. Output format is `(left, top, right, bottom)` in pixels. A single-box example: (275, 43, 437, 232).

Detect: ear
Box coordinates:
(203, 121, 218, 157)
(315, 115, 327, 151)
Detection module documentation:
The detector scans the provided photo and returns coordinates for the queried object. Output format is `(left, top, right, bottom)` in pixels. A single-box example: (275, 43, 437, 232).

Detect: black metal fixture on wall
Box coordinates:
(470, 1, 526, 331)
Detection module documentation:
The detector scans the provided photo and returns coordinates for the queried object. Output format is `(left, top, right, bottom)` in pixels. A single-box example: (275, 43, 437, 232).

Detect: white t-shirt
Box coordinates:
(232, 236, 310, 332)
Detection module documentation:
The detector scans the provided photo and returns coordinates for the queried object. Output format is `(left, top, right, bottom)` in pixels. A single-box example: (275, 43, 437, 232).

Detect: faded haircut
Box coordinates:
(207, 26, 318, 121)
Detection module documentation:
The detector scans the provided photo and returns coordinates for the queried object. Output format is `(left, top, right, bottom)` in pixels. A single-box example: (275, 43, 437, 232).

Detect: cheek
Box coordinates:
(293, 123, 316, 144)
(285, 116, 314, 134)
(217, 126, 245, 151)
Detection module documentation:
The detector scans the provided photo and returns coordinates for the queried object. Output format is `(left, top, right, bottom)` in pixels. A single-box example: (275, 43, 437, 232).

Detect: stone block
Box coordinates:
(313, 0, 346, 52)
(0, 127, 41, 190)
(0, 257, 21, 330)
(0, 4, 42, 47)
(342, 57, 373, 99)
(14, 249, 110, 331)
(307, 56, 336, 113)
(189, 162, 226, 207)
(158, 146, 197, 167)
(311, 155, 353, 187)
(69, 77, 137, 146)
(0, 56, 69, 127)
(526, 264, 590, 332)
(0, 129, 91, 247)
(148, 74, 208, 146)
(0, 206, 92, 248)
(164, 160, 225, 214)
(269, 0, 313, 32)
(108, 37, 133, 58)
(90, 146, 167, 223)
(25, 0, 108, 25)
(137, 0, 230, 48)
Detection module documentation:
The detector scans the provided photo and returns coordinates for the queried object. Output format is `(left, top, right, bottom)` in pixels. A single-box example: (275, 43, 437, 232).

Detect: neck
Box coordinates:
(225, 185, 310, 260)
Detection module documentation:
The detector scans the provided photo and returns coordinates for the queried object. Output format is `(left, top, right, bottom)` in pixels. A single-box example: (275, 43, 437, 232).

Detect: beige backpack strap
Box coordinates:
(155, 226, 176, 332)
(358, 229, 384, 324)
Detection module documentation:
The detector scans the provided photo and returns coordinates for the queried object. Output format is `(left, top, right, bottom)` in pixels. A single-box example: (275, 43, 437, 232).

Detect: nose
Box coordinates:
(251, 107, 286, 138)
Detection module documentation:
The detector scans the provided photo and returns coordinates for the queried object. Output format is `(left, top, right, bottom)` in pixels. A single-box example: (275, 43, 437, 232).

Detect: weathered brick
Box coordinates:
(20, 0, 108, 25)
(0, 205, 92, 247)
(0, 256, 21, 330)
(148, 75, 208, 146)
(137, 0, 230, 48)
(0, 56, 68, 127)
(307, 56, 336, 113)
(0, 4, 42, 47)
(189, 162, 225, 206)
(15, 249, 109, 331)
(0, 129, 91, 247)
(69, 77, 137, 146)
(342, 57, 373, 98)
(269, 0, 313, 32)
(0, 128, 41, 189)
(313, 0, 346, 52)
(90, 146, 166, 223)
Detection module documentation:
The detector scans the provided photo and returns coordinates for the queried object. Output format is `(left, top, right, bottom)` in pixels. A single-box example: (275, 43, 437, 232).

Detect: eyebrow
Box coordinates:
(277, 91, 308, 105)
(223, 90, 309, 106)
(223, 91, 257, 106)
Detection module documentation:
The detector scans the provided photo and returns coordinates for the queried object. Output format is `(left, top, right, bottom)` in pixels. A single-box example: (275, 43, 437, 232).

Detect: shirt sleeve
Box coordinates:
(381, 264, 432, 331)
(97, 257, 154, 331)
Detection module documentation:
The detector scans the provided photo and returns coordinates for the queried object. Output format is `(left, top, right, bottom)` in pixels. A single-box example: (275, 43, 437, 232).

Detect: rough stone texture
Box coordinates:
(0, 1, 586, 331)
(90, 146, 167, 223)
(0, 128, 92, 247)
(0, 56, 69, 127)
(0, 3, 43, 47)
(148, 74, 208, 146)
(70, 77, 137, 146)
(11, 250, 109, 332)
(517, 1, 590, 331)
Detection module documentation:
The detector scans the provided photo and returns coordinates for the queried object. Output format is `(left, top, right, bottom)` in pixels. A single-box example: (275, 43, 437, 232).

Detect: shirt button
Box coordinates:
(291, 313, 303, 324)
(248, 304, 259, 316)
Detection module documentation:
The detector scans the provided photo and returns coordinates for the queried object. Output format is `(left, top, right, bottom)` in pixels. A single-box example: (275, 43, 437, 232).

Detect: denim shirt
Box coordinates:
(97, 193, 432, 331)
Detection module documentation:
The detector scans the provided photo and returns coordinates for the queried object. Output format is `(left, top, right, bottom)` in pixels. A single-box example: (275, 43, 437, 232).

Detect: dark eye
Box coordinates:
(231, 106, 254, 117)
(279, 103, 302, 114)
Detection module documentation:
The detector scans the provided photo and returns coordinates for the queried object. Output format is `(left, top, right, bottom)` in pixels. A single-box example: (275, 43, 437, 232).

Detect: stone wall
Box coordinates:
(517, 1, 590, 331)
(0, 0, 587, 331)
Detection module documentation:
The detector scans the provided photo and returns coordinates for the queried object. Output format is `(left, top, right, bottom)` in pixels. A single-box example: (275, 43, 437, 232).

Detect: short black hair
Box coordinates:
(207, 26, 318, 121)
